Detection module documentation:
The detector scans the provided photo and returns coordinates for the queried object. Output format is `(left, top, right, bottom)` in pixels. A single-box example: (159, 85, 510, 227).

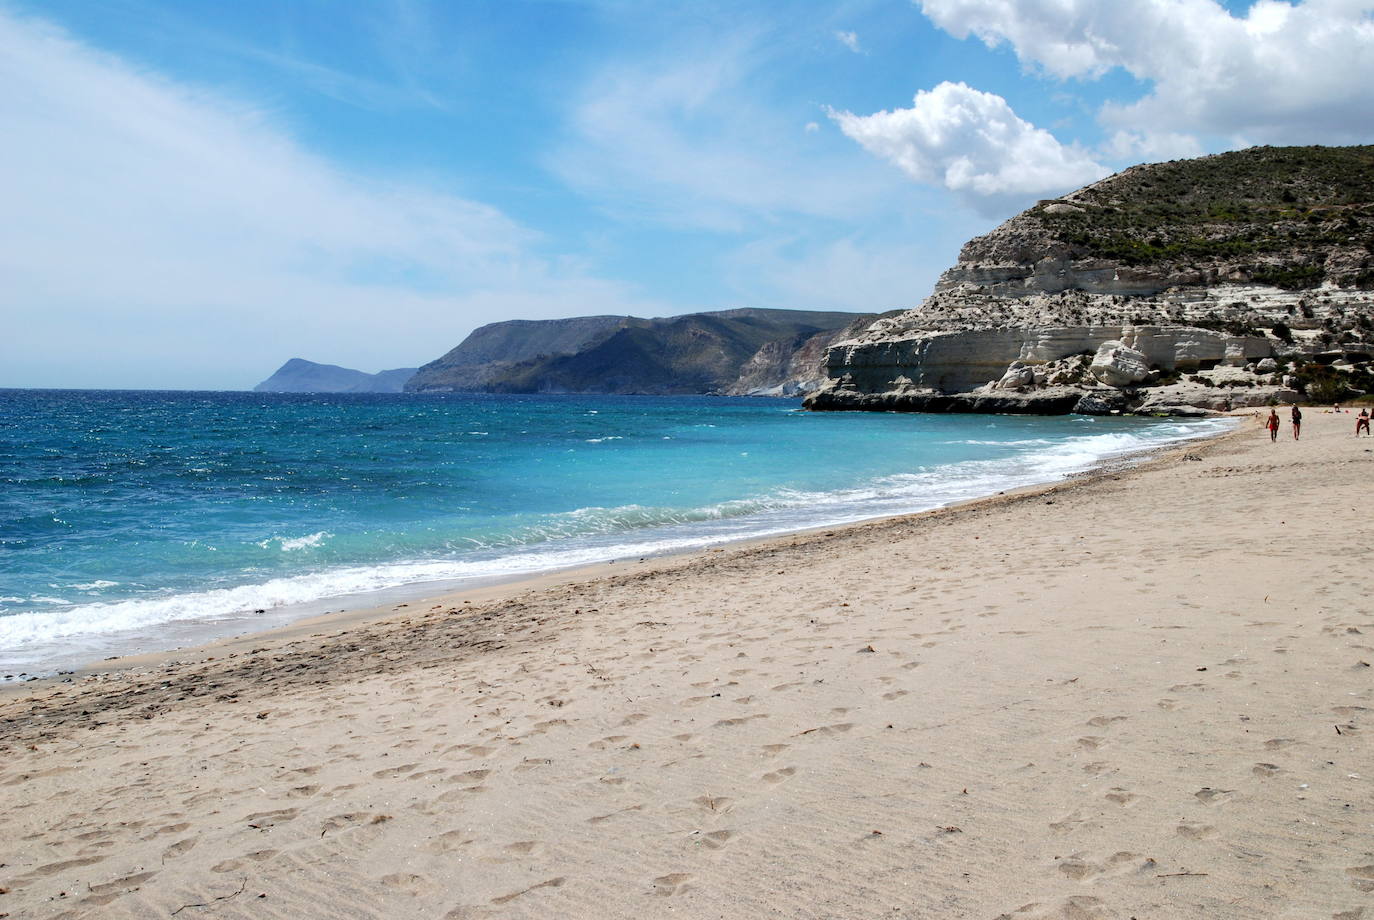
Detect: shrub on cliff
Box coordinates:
(1033, 145, 1374, 288)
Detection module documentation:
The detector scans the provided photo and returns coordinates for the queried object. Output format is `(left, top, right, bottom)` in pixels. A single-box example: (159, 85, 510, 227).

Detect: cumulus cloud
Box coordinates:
(835, 30, 862, 53)
(0, 10, 659, 388)
(828, 81, 1109, 216)
(918, 0, 1374, 148)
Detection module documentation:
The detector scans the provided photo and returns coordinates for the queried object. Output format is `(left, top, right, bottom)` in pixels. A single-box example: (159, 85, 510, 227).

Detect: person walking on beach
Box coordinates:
(1358, 408, 1371, 437)
(1291, 404, 1302, 440)
(1267, 408, 1281, 442)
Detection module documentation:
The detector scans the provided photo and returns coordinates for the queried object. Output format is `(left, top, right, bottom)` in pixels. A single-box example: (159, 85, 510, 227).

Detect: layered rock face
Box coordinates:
(807, 146, 1374, 415)
(721, 314, 886, 396)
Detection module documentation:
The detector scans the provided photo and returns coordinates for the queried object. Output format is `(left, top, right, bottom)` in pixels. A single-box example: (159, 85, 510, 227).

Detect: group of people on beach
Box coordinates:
(1264, 404, 1372, 441)
(1265, 405, 1302, 441)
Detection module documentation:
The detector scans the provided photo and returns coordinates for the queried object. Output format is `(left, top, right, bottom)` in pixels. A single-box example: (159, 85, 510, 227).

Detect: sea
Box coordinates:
(0, 389, 1234, 676)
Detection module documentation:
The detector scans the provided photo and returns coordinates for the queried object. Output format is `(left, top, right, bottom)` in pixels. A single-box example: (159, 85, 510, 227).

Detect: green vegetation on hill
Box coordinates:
(1032, 145, 1374, 289)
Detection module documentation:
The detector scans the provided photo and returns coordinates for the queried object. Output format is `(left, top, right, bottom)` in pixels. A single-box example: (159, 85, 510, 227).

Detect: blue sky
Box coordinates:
(4, 0, 1373, 389)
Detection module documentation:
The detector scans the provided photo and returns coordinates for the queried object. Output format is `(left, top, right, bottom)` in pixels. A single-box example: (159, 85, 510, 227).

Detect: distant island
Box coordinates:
(254, 308, 880, 397)
(254, 358, 418, 394)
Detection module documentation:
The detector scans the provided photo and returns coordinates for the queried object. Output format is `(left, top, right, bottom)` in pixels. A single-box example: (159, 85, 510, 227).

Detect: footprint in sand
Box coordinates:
(1077, 737, 1107, 750)
(1056, 851, 1149, 882)
(1263, 738, 1297, 750)
(373, 763, 419, 779)
(995, 895, 1111, 920)
(1104, 787, 1137, 806)
(489, 877, 566, 905)
(698, 829, 735, 850)
(453, 769, 491, 783)
(382, 872, 437, 896)
(760, 743, 790, 756)
(319, 812, 389, 837)
(1252, 763, 1282, 777)
(882, 690, 910, 701)
(1347, 865, 1374, 892)
(211, 849, 277, 873)
(588, 805, 644, 825)
(796, 723, 854, 737)
(244, 808, 298, 828)
(761, 767, 796, 784)
(85, 870, 159, 898)
(161, 838, 198, 860)
(651, 873, 692, 897)
(1086, 715, 1127, 728)
(423, 830, 474, 853)
(1176, 823, 1217, 840)
(1048, 811, 1090, 835)
(692, 794, 734, 813)
(1194, 787, 1236, 805)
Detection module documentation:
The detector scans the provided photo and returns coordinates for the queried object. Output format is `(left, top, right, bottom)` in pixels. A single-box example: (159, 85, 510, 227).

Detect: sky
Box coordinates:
(4, 0, 1373, 389)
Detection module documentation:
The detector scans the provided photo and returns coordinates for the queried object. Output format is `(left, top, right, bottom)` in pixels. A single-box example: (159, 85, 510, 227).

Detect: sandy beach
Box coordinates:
(2, 410, 1372, 919)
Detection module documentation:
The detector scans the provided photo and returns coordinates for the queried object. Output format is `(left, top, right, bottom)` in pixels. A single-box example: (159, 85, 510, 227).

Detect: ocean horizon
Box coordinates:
(0, 389, 1233, 675)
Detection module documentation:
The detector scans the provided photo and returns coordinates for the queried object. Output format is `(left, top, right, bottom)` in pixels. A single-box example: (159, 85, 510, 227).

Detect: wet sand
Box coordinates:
(2, 410, 1372, 919)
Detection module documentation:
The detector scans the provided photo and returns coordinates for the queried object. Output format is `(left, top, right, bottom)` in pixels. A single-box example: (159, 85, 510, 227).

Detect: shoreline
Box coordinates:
(4, 419, 1235, 693)
(0, 414, 1235, 685)
(3, 410, 1370, 919)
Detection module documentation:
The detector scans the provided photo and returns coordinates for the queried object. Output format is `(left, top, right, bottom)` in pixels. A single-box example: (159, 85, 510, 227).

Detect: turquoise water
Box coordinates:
(0, 390, 1231, 673)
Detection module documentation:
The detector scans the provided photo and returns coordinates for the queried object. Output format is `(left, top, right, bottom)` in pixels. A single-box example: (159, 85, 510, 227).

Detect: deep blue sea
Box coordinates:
(0, 390, 1232, 674)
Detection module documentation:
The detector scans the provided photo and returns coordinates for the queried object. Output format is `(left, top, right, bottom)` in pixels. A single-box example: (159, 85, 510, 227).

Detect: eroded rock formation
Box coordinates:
(806, 146, 1374, 415)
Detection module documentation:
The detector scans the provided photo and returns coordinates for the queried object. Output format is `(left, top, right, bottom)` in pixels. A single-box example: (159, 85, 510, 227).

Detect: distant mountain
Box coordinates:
(405, 308, 875, 396)
(254, 359, 418, 393)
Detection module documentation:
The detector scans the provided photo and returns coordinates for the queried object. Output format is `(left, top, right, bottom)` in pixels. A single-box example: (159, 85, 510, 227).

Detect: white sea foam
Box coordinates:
(0, 416, 1233, 667)
(257, 531, 332, 552)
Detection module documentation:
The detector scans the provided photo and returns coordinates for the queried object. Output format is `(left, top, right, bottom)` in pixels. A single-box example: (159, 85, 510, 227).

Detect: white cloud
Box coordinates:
(1103, 129, 1206, 163)
(828, 81, 1109, 216)
(549, 31, 906, 232)
(0, 10, 660, 389)
(835, 30, 863, 53)
(918, 0, 1374, 148)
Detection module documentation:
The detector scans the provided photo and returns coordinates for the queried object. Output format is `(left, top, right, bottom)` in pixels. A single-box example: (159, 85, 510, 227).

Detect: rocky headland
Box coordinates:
(805, 145, 1374, 415)
(405, 308, 876, 397)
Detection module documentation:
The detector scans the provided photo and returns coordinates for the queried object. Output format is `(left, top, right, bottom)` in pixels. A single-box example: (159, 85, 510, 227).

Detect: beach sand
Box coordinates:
(2, 410, 1372, 919)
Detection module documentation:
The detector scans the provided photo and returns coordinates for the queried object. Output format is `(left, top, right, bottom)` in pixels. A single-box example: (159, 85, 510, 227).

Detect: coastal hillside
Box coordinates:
(406, 308, 873, 396)
(807, 145, 1374, 416)
(253, 358, 417, 393)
